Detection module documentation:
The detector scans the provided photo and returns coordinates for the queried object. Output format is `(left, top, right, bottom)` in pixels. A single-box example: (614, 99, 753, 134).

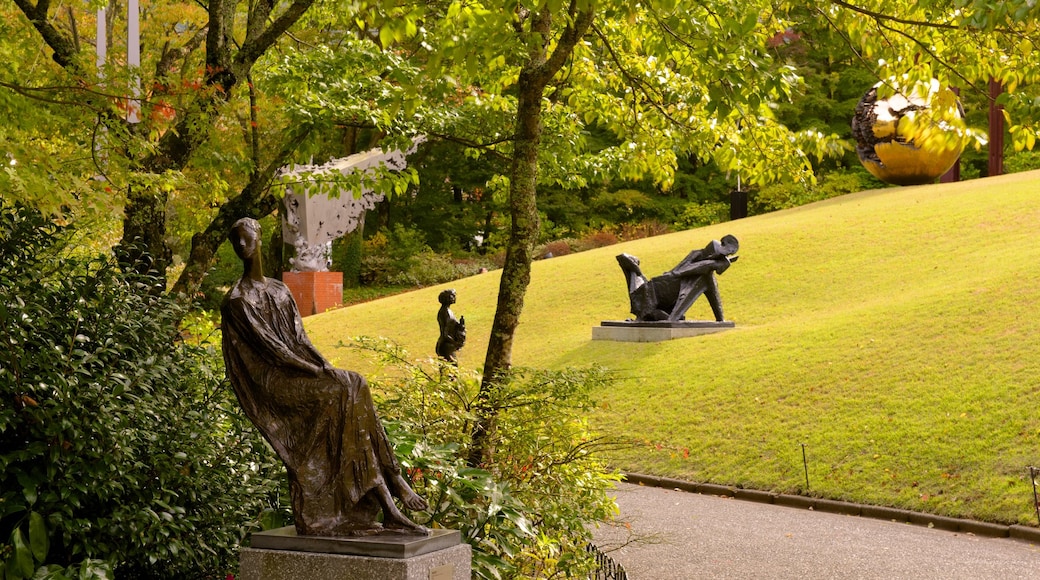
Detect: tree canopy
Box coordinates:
(4, 0, 1039, 462)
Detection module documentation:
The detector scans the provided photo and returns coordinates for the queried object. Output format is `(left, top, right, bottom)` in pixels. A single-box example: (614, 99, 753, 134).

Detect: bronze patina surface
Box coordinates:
(616, 235, 739, 323)
(221, 217, 428, 537)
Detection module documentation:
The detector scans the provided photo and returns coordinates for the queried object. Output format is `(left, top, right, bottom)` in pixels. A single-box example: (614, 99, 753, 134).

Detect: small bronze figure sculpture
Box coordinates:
(617, 235, 739, 322)
(435, 289, 466, 364)
(221, 218, 428, 537)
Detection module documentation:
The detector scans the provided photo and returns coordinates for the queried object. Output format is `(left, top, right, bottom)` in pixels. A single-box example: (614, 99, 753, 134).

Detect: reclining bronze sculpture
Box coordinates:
(616, 235, 739, 322)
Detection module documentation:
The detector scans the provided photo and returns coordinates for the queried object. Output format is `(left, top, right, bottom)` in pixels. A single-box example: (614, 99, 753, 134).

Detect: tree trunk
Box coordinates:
(116, 184, 171, 286)
(466, 5, 594, 467)
(468, 73, 545, 467)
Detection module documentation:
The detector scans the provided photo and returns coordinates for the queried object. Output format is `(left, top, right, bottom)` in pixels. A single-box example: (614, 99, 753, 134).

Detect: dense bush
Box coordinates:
(613, 220, 672, 242)
(0, 204, 287, 579)
(362, 225, 495, 286)
(330, 231, 364, 288)
(749, 170, 871, 215)
(575, 230, 619, 251)
(351, 338, 620, 580)
(1005, 150, 1040, 174)
(674, 201, 730, 230)
(536, 239, 573, 259)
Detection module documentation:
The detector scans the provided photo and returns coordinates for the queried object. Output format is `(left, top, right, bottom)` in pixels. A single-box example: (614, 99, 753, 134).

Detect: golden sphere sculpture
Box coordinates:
(852, 81, 966, 186)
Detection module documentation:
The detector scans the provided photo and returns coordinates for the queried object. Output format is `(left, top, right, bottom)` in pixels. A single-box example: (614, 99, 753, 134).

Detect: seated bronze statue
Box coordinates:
(221, 218, 428, 536)
(616, 235, 739, 322)
(435, 289, 466, 364)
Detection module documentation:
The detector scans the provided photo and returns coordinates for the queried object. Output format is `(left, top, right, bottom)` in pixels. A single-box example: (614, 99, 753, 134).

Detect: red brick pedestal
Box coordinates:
(283, 271, 343, 317)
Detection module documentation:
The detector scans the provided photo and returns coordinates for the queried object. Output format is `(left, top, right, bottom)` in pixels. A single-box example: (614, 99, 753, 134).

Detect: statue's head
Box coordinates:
(229, 218, 262, 260)
(438, 289, 456, 305)
(616, 253, 642, 275)
(718, 234, 739, 257)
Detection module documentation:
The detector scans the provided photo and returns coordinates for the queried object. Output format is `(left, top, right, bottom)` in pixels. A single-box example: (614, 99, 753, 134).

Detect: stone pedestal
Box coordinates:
(282, 271, 343, 317)
(592, 320, 735, 342)
(239, 528, 471, 580)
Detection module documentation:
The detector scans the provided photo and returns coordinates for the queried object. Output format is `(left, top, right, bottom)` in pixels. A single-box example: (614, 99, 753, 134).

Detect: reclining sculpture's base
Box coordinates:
(592, 320, 735, 342)
(240, 528, 470, 580)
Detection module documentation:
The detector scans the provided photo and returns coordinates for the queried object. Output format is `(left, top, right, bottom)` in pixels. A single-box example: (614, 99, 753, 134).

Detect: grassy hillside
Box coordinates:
(306, 170, 1040, 525)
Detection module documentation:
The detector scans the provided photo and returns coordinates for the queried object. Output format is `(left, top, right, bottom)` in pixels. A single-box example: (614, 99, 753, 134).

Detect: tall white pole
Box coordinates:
(127, 0, 140, 123)
(95, 8, 108, 172)
(96, 8, 106, 72)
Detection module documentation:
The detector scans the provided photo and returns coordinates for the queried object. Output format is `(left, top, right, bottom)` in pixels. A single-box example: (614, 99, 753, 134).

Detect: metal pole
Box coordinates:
(95, 8, 107, 170)
(127, 0, 140, 123)
(801, 443, 810, 491)
(1030, 466, 1040, 527)
(96, 8, 106, 71)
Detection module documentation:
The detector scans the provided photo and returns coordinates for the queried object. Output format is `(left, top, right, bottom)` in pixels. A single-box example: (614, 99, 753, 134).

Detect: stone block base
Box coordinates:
(239, 540, 470, 580)
(592, 320, 735, 342)
(282, 271, 343, 317)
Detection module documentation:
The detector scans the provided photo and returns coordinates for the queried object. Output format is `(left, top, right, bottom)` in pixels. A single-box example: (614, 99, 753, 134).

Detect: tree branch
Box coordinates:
(828, 0, 961, 31)
(170, 124, 314, 300)
(235, 0, 317, 72)
(590, 23, 687, 130)
(534, 0, 594, 88)
(12, 0, 81, 68)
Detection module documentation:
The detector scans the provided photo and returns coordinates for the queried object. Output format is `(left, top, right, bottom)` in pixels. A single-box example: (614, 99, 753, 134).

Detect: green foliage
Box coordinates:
(675, 201, 731, 230)
(749, 170, 872, 214)
(1004, 150, 1040, 174)
(0, 204, 287, 579)
(397, 141, 505, 254)
(331, 232, 364, 288)
(361, 225, 494, 287)
(351, 339, 620, 580)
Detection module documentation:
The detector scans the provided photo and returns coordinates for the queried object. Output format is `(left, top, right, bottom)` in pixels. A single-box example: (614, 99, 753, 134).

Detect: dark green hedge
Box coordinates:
(0, 204, 287, 580)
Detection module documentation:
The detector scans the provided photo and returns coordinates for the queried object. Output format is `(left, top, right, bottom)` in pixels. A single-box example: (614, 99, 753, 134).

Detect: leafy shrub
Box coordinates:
(614, 220, 671, 242)
(330, 231, 364, 288)
(814, 171, 869, 199)
(0, 204, 287, 579)
(536, 240, 573, 259)
(750, 170, 869, 215)
(361, 225, 428, 285)
(589, 189, 658, 225)
(674, 201, 730, 230)
(1005, 150, 1040, 174)
(387, 251, 482, 286)
(576, 231, 618, 251)
(749, 181, 811, 214)
(351, 339, 620, 580)
(362, 226, 494, 287)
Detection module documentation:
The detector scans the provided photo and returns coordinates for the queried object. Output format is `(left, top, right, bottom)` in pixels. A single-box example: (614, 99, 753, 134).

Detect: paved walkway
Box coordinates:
(592, 482, 1040, 579)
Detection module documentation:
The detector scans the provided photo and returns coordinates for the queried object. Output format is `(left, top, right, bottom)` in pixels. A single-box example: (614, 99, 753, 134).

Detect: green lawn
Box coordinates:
(306, 170, 1040, 525)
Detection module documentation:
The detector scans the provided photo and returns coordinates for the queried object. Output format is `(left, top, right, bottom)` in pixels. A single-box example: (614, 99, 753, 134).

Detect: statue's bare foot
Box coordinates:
(382, 509, 429, 534)
(402, 489, 428, 511)
(375, 481, 429, 534)
(392, 474, 429, 511)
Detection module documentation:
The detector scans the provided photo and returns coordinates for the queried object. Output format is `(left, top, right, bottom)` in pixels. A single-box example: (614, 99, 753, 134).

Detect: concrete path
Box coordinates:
(592, 482, 1040, 579)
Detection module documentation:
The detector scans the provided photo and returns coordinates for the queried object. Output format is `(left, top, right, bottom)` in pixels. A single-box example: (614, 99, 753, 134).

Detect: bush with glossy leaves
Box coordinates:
(0, 204, 288, 580)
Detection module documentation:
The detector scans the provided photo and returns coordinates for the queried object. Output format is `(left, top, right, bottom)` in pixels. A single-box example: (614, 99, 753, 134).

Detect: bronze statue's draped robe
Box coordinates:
(221, 277, 401, 535)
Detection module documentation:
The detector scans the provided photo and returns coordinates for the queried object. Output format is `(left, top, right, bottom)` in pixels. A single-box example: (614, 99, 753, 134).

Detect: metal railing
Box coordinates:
(587, 543, 628, 580)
